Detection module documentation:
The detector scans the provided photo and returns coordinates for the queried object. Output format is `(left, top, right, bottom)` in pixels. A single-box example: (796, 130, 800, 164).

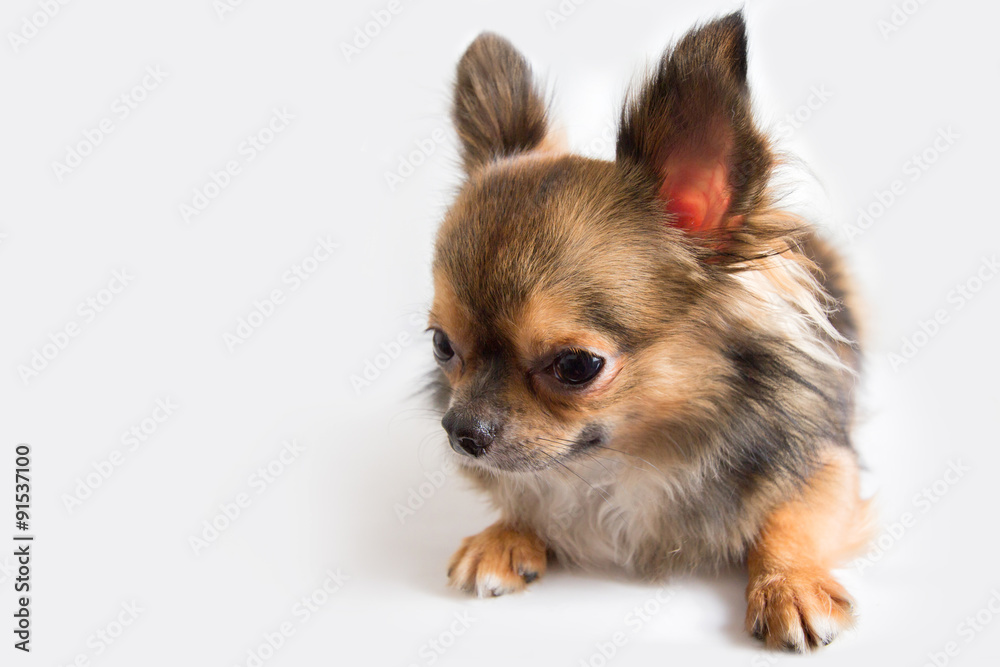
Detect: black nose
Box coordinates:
(442, 410, 493, 458)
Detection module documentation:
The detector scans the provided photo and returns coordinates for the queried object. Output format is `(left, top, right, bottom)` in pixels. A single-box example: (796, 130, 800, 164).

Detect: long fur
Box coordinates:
(427, 11, 866, 585)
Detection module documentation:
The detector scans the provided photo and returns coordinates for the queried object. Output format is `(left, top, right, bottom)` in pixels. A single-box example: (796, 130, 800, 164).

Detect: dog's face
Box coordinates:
(431, 156, 711, 473)
(430, 16, 781, 473)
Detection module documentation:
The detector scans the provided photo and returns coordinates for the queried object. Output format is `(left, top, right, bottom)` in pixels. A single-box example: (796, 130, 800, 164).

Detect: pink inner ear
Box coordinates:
(657, 155, 735, 233)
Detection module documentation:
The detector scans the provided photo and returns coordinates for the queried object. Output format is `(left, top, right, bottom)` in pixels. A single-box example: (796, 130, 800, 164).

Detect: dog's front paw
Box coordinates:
(746, 568, 854, 652)
(447, 522, 547, 597)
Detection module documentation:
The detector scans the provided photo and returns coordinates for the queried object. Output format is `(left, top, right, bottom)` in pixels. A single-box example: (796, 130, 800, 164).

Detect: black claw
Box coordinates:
(779, 639, 805, 653)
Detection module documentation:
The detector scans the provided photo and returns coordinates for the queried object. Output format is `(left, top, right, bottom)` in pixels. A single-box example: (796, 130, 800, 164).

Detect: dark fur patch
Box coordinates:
(453, 33, 550, 173)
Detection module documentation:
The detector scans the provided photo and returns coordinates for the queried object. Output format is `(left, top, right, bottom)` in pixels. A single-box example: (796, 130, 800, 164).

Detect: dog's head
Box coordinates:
(430, 13, 799, 473)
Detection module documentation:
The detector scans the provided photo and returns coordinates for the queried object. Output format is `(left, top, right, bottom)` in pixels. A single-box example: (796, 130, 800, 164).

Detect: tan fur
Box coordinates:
(512, 292, 625, 402)
(434, 162, 867, 574)
(745, 447, 874, 650)
(431, 13, 872, 653)
(448, 521, 548, 597)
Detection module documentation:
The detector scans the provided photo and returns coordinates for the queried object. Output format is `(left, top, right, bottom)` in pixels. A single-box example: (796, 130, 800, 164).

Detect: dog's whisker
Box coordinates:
(533, 437, 663, 477)
(531, 448, 631, 531)
(533, 437, 620, 478)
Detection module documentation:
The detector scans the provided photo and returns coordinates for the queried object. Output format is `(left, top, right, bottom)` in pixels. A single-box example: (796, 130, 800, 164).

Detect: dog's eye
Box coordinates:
(432, 330, 455, 362)
(553, 350, 604, 386)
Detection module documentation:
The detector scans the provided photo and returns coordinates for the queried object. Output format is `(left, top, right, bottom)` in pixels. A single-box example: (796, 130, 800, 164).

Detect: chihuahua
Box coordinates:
(426, 11, 872, 652)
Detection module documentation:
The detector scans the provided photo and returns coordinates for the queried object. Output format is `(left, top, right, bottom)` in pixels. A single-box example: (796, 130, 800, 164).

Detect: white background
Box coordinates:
(2, 0, 999, 665)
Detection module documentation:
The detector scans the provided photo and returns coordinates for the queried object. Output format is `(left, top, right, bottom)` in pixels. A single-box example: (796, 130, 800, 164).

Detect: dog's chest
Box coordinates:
(487, 464, 706, 574)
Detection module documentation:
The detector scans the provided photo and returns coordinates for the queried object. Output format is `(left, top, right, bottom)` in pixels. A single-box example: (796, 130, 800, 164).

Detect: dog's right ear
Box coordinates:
(452, 33, 550, 174)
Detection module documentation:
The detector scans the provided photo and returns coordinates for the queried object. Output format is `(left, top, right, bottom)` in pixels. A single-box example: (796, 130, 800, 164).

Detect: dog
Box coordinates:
(425, 11, 872, 652)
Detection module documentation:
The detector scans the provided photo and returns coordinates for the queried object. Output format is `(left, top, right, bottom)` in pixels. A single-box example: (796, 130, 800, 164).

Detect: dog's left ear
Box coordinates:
(452, 33, 550, 174)
(617, 12, 771, 234)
